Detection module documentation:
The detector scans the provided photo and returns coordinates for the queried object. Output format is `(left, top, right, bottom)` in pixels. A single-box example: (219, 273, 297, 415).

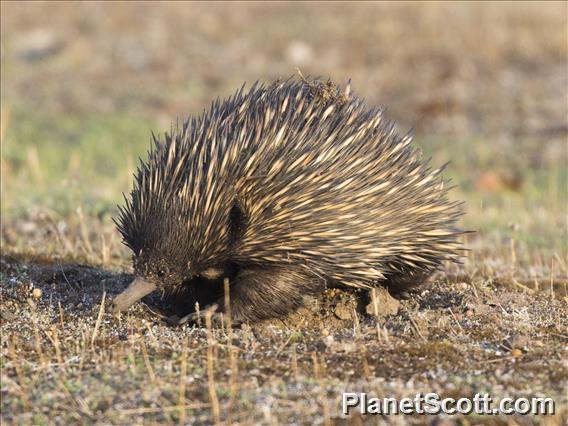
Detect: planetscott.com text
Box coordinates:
(341, 393, 555, 416)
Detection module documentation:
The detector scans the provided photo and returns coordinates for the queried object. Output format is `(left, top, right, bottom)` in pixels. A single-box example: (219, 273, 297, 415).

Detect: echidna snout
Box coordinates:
(111, 277, 156, 313)
(113, 75, 465, 322)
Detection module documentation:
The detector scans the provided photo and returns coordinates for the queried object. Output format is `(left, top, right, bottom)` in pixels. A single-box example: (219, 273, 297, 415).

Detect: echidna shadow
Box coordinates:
(112, 75, 465, 323)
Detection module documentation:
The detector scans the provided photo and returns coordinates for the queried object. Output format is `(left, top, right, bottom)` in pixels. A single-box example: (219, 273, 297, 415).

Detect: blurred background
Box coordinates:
(1, 1, 566, 279)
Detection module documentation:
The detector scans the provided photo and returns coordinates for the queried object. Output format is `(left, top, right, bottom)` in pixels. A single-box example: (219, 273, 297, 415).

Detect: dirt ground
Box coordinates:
(1, 2, 567, 425)
(1, 252, 566, 425)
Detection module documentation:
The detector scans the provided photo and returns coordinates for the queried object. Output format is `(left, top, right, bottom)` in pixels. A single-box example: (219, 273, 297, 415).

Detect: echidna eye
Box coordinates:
(157, 269, 166, 278)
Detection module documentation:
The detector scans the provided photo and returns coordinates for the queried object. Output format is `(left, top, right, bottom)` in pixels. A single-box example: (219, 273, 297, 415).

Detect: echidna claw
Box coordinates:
(166, 304, 241, 328)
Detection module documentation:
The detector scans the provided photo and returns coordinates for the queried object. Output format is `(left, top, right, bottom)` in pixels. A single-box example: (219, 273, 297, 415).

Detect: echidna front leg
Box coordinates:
(226, 266, 326, 323)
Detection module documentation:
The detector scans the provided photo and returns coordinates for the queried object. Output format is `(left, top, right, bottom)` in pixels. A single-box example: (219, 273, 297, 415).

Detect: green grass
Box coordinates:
(2, 108, 155, 216)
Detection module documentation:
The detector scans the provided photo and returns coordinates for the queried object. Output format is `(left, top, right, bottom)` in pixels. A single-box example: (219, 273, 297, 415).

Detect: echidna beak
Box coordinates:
(111, 277, 157, 313)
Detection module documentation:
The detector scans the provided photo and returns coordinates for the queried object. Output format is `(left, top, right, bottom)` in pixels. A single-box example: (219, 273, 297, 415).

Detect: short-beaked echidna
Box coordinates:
(112, 76, 464, 322)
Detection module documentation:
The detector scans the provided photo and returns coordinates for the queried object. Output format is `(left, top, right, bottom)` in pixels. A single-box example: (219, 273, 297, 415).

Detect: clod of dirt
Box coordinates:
(297, 69, 349, 106)
(365, 286, 400, 318)
(257, 288, 365, 330)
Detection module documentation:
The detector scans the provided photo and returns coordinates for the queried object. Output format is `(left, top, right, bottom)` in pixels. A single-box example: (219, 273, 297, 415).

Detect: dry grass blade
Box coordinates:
(90, 291, 106, 348)
(408, 312, 427, 342)
(140, 338, 157, 383)
(205, 311, 221, 425)
(178, 340, 188, 425)
(223, 278, 239, 404)
(44, 326, 65, 371)
(275, 318, 306, 356)
(77, 206, 94, 259)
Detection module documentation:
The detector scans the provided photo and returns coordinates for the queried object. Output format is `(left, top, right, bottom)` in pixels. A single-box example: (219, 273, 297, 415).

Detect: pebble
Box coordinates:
(32, 288, 42, 299)
(511, 348, 523, 358)
(365, 287, 400, 317)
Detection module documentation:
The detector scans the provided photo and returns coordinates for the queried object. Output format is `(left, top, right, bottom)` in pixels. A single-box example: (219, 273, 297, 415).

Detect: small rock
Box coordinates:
(32, 288, 42, 299)
(333, 304, 353, 321)
(315, 340, 327, 351)
(457, 282, 469, 291)
(511, 348, 523, 358)
(366, 287, 400, 318)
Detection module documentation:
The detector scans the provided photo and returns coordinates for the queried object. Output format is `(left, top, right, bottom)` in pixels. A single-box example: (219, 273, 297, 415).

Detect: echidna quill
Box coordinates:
(112, 75, 464, 322)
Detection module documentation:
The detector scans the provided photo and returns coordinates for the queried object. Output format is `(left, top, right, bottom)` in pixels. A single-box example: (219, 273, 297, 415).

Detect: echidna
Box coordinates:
(112, 75, 464, 322)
